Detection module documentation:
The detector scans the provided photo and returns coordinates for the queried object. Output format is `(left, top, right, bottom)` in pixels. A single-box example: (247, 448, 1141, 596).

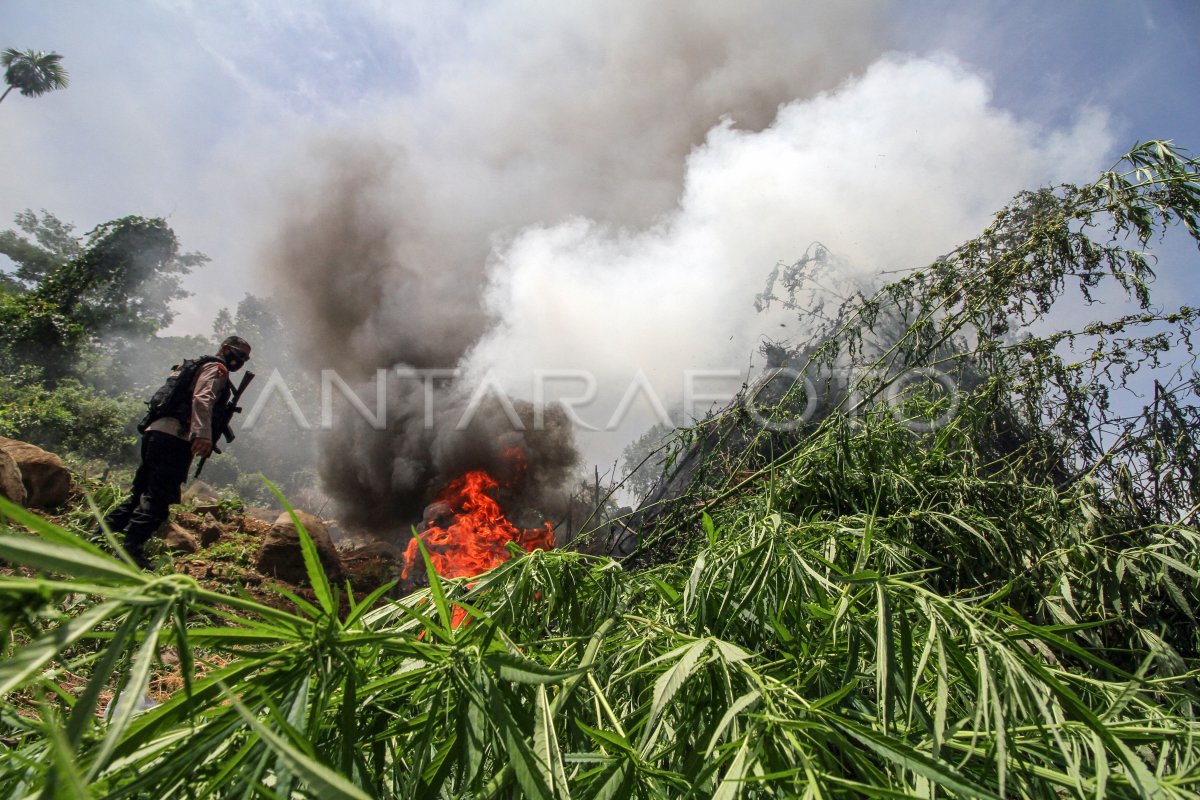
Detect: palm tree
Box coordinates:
(0, 48, 69, 106)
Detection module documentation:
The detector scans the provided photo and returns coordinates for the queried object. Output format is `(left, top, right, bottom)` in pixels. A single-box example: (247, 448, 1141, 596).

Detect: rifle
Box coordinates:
(194, 370, 256, 479)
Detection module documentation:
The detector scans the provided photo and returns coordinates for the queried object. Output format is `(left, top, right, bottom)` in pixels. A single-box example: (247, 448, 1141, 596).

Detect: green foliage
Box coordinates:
(214, 294, 287, 355)
(204, 293, 318, 499)
(0, 210, 209, 467)
(191, 529, 258, 568)
(0, 211, 207, 383)
(641, 140, 1200, 550)
(214, 491, 246, 519)
(89, 333, 215, 397)
(620, 423, 674, 502)
(1, 442, 1200, 797)
(38, 215, 206, 340)
(0, 210, 81, 287)
(0, 291, 89, 382)
(0, 48, 68, 104)
(57, 476, 129, 535)
(0, 369, 140, 462)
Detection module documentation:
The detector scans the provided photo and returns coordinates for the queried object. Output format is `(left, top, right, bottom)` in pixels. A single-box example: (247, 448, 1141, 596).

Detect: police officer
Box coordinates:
(105, 335, 252, 568)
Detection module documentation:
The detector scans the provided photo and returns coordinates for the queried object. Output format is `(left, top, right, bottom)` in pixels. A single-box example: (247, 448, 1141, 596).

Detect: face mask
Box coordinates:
(225, 351, 249, 371)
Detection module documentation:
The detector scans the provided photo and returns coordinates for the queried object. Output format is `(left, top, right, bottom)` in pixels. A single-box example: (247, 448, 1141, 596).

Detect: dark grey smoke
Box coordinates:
(318, 381, 577, 532)
(271, 143, 487, 372)
(264, 1, 886, 529)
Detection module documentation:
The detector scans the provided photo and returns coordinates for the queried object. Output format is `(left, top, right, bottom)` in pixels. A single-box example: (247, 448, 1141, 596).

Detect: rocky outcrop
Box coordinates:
(182, 481, 219, 504)
(243, 506, 278, 524)
(255, 510, 343, 585)
(0, 449, 26, 507)
(199, 513, 223, 547)
(0, 437, 72, 509)
(161, 521, 199, 554)
(339, 541, 404, 593)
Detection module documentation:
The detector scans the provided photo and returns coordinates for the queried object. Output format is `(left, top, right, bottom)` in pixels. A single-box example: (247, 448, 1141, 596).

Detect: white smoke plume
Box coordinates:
(465, 55, 1115, 465)
(263, 3, 1113, 524)
(269, 0, 886, 374)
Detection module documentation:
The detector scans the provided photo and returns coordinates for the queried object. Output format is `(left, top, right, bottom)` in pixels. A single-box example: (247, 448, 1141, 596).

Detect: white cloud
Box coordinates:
(463, 55, 1115, 465)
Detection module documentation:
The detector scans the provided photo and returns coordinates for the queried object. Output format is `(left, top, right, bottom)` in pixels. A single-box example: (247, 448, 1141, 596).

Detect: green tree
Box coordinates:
(0, 210, 82, 289)
(621, 422, 674, 502)
(204, 294, 318, 499)
(214, 294, 286, 356)
(0, 48, 68, 106)
(47, 215, 206, 336)
(0, 213, 207, 381)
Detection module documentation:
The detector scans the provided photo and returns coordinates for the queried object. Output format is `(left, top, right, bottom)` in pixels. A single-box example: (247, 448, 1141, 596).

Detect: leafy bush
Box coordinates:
(0, 369, 140, 462)
(1, 444, 1199, 797)
(0, 212, 206, 383)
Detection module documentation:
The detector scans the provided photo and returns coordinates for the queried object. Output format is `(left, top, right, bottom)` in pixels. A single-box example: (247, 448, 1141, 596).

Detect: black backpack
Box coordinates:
(137, 355, 225, 434)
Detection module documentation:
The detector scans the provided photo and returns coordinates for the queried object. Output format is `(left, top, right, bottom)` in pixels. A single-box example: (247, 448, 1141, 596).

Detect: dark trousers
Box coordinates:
(105, 432, 193, 555)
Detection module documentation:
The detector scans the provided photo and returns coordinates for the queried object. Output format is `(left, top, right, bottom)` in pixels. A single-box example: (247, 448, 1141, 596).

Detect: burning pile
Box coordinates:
(401, 448, 556, 582)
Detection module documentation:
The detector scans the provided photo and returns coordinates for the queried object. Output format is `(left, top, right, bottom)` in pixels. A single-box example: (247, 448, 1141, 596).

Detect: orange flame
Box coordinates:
(402, 450, 554, 586)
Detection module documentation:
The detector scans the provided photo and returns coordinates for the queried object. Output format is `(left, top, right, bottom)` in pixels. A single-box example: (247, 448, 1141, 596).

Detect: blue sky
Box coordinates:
(891, 0, 1200, 302)
(896, 1, 1199, 139)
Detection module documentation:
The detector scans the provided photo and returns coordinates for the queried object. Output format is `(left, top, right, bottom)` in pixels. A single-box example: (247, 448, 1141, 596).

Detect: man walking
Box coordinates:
(105, 335, 252, 568)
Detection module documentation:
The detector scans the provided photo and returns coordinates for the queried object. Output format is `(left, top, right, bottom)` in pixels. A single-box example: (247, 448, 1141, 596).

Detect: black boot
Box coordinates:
(122, 539, 153, 571)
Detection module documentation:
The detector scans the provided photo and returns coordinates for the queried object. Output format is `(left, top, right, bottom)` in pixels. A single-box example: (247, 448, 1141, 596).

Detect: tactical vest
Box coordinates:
(138, 355, 231, 434)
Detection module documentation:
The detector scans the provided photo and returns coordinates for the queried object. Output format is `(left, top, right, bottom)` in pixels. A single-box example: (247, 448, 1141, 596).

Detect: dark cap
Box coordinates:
(221, 335, 252, 355)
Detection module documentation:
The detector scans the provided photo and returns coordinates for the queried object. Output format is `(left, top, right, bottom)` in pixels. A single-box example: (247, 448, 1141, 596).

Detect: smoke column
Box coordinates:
(467, 56, 1114, 464)
(263, 2, 1112, 528)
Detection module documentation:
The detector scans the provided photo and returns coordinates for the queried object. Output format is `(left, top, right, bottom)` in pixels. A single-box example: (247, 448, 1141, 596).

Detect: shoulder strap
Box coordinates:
(147, 354, 226, 425)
